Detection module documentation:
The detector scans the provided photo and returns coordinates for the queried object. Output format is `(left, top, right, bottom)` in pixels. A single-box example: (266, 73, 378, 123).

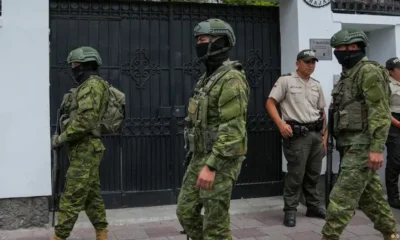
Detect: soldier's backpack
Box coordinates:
(98, 82, 126, 135)
(60, 78, 126, 136)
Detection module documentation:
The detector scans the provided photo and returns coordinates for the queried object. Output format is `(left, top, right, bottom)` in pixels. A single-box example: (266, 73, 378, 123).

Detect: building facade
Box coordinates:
(280, 0, 400, 187)
(0, 0, 399, 229)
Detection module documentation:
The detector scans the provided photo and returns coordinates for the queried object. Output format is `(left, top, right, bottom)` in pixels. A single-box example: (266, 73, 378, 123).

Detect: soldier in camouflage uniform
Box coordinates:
(321, 29, 399, 240)
(51, 46, 109, 240)
(176, 19, 249, 240)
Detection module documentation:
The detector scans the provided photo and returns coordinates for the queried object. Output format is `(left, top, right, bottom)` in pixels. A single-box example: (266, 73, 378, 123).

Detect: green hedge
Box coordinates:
(222, 0, 279, 6)
(170, 0, 279, 6)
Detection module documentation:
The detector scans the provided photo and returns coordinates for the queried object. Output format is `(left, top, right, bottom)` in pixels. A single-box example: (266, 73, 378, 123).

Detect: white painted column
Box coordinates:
(0, 0, 51, 198)
(279, 0, 342, 174)
(367, 27, 396, 65)
(395, 25, 400, 59)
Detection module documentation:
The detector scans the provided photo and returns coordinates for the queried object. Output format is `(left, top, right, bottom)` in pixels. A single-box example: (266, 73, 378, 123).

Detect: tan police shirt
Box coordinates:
(389, 76, 400, 113)
(269, 71, 326, 124)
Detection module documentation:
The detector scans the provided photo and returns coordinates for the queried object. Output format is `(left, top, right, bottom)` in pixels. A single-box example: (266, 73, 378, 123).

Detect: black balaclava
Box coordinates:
(196, 37, 230, 76)
(70, 62, 99, 85)
(333, 43, 366, 70)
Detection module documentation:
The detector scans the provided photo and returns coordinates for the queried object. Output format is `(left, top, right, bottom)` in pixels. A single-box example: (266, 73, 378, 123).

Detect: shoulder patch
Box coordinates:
(281, 73, 291, 77)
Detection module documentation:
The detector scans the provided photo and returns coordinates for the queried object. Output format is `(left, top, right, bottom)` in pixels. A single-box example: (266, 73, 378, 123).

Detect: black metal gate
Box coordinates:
(49, 0, 283, 209)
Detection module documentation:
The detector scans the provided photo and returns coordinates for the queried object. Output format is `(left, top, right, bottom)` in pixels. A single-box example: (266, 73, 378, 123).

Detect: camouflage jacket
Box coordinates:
(332, 56, 391, 153)
(58, 75, 108, 145)
(187, 60, 250, 171)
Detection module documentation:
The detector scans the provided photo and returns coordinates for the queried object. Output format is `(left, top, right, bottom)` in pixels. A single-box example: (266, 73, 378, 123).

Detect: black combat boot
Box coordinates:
(388, 198, 400, 210)
(283, 211, 296, 227)
(306, 206, 326, 219)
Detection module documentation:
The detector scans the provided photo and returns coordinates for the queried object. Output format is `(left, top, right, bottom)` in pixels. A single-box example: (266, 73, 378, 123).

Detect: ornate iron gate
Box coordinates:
(50, 0, 283, 209)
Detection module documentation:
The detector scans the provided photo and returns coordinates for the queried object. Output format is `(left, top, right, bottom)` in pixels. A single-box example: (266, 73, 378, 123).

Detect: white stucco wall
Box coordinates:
(0, 0, 51, 198)
(367, 27, 396, 65)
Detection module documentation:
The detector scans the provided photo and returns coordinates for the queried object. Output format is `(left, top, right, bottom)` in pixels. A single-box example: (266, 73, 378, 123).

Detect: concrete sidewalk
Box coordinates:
(1, 196, 400, 240)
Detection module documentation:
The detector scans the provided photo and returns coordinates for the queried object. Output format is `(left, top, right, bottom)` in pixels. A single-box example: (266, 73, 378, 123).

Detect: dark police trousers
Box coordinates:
(385, 113, 400, 201)
(282, 125, 325, 212)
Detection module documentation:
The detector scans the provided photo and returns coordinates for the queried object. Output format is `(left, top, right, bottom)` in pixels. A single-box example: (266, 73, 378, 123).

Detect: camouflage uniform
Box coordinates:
(176, 19, 249, 240)
(51, 47, 109, 240)
(321, 29, 398, 240)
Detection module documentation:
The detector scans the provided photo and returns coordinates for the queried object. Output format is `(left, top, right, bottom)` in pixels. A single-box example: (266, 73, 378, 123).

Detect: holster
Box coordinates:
(290, 124, 309, 137)
(315, 118, 324, 132)
(287, 119, 322, 137)
(292, 125, 301, 136)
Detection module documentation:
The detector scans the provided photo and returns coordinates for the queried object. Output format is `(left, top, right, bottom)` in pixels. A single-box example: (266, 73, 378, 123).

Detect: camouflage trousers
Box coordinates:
(176, 153, 242, 240)
(321, 144, 398, 239)
(55, 139, 108, 239)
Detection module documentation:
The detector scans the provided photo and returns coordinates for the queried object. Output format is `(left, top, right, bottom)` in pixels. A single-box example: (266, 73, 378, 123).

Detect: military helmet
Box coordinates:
(193, 18, 236, 47)
(330, 28, 369, 48)
(67, 46, 102, 66)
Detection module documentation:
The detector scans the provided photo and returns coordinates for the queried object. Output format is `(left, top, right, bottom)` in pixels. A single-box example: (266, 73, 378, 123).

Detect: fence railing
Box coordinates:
(332, 0, 400, 16)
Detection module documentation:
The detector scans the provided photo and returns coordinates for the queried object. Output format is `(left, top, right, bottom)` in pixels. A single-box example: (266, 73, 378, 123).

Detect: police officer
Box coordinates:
(176, 19, 249, 240)
(385, 57, 400, 210)
(321, 28, 398, 240)
(51, 47, 109, 240)
(266, 49, 327, 227)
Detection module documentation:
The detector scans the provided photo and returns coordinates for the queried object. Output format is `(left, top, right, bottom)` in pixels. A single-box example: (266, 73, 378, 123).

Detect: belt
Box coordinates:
(286, 121, 319, 132)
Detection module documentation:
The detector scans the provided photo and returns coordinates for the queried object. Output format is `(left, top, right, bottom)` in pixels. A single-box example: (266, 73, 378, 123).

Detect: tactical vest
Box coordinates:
(184, 60, 247, 154)
(331, 60, 391, 141)
(59, 75, 126, 137)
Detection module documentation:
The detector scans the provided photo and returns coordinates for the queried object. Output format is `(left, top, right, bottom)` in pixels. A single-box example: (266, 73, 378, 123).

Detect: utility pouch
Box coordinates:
(337, 101, 364, 132)
(198, 96, 208, 130)
(188, 132, 196, 152)
(184, 128, 190, 151)
(188, 98, 199, 124)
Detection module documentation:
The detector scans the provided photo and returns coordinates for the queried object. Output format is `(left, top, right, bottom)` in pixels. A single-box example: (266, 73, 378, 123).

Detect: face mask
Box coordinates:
(333, 50, 350, 65)
(334, 49, 365, 69)
(196, 43, 209, 59)
(70, 65, 83, 83)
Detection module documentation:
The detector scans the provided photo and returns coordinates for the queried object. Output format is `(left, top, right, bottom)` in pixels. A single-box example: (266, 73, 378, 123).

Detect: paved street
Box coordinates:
(1, 196, 400, 240)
